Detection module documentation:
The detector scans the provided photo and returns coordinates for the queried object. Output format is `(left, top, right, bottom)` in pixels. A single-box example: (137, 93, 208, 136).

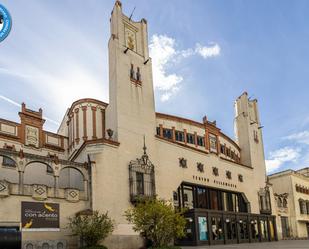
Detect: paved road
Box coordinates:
(181, 240, 309, 249)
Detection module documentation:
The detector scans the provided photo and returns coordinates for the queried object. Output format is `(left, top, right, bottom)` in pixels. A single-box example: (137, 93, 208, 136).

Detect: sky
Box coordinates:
(0, 0, 309, 174)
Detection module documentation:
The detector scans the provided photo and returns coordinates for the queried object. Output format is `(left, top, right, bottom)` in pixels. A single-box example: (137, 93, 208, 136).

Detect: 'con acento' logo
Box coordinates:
(0, 4, 12, 42)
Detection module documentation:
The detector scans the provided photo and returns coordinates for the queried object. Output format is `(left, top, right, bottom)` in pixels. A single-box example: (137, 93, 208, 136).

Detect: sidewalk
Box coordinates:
(181, 240, 309, 249)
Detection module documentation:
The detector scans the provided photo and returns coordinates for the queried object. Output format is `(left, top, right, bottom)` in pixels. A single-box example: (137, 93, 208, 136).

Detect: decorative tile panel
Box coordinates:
(32, 184, 47, 200)
(65, 189, 79, 202)
(0, 180, 9, 197)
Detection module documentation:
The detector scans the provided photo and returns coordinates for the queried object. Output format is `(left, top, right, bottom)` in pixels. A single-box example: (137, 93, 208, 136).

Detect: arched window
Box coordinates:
(299, 199, 307, 214)
(129, 144, 155, 203)
(24, 162, 54, 187)
(2, 156, 16, 167)
(0, 156, 18, 183)
(283, 198, 288, 208)
(259, 187, 271, 214)
(277, 198, 283, 207)
(59, 167, 84, 190)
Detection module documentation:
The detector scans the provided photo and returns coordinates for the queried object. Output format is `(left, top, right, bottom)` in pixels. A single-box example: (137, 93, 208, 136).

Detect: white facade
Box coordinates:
(0, 1, 280, 249)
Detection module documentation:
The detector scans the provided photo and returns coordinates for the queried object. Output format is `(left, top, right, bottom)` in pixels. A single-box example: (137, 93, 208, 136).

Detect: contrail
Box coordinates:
(0, 95, 21, 107)
(44, 116, 60, 126)
(0, 95, 60, 126)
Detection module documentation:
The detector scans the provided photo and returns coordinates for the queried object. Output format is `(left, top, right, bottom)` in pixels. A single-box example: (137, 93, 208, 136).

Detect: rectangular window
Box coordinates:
(163, 128, 172, 139)
(186, 133, 194, 144)
(222, 192, 228, 211)
(156, 127, 160, 136)
(136, 172, 144, 195)
(226, 148, 231, 157)
(210, 190, 219, 210)
(233, 193, 239, 212)
(223, 192, 235, 212)
(238, 194, 248, 212)
(175, 131, 184, 142)
(197, 187, 207, 208)
(197, 136, 205, 147)
(183, 186, 194, 209)
(231, 151, 235, 160)
(220, 144, 225, 154)
(299, 200, 307, 214)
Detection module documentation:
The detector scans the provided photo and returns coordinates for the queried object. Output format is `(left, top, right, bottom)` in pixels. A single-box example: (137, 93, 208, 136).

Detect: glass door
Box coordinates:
(268, 218, 276, 241)
(209, 214, 224, 245)
(224, 215, 237, 244)
(259, 218, 269, 242)
(238, 216, 249, 243)
(281, 217, 290, 238)
(250, 217, 259, 242)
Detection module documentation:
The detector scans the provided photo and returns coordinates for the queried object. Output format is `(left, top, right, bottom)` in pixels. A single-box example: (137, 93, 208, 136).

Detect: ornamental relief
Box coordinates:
(125, 26, 136, 51)
(25, 125, 39, 148)
(32, 184, 47, 200)
(0, 180, 9, 197)
(66, 189, 80, 202)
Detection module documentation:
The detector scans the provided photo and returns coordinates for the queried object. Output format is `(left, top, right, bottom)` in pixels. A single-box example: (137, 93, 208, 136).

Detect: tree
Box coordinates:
(69, 210, 114, 248)
(125, 198, 186, 248)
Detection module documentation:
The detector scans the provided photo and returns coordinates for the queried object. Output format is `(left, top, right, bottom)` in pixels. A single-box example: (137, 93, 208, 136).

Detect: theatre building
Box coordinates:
(0, 1, 278, 249)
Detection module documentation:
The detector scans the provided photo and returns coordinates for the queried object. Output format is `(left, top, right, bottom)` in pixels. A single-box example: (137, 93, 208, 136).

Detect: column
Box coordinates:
(91, 106, 97, 139)
(19, 171, 24, 195)
(82, 106, 87, 141)
(54, 176, 59, 197)
(84, 180, 88, 200)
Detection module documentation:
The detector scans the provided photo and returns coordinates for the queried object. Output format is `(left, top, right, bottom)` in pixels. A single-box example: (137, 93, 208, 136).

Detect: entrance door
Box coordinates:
(224, 215, 237, 244)
(238, 216, 250, 243)
(0, 227, 21, 249)
(307, 223, 309, 238)
(209, 215, 224, 245)
(259, 218, 269, 242)
(250, 217, 259, 242)
(281, 217, 289, 238)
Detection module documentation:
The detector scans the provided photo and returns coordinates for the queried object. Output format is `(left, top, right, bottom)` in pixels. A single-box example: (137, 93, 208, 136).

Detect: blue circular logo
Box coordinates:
(0, 4, 12, 42)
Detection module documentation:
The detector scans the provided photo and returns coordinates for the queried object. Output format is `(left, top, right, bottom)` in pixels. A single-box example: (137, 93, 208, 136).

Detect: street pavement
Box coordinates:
(181, 240, 309, 249)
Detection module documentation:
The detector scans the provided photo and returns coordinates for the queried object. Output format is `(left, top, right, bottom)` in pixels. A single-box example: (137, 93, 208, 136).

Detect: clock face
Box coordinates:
(125, 28, 136, 51)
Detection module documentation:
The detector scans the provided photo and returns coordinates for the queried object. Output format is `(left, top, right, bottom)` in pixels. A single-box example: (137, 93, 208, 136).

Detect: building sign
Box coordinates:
(21, 201, 60, 231)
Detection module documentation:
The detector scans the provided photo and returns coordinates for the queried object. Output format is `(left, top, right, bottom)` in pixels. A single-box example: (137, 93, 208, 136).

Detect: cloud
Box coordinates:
(149, 34, 183, 102)
(149, 34, 220, 102)
(265, 147, 300, 173)
(285, 131, 309, 145)
(195, 43, 221, 58)
(0, 1, 108, 131)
